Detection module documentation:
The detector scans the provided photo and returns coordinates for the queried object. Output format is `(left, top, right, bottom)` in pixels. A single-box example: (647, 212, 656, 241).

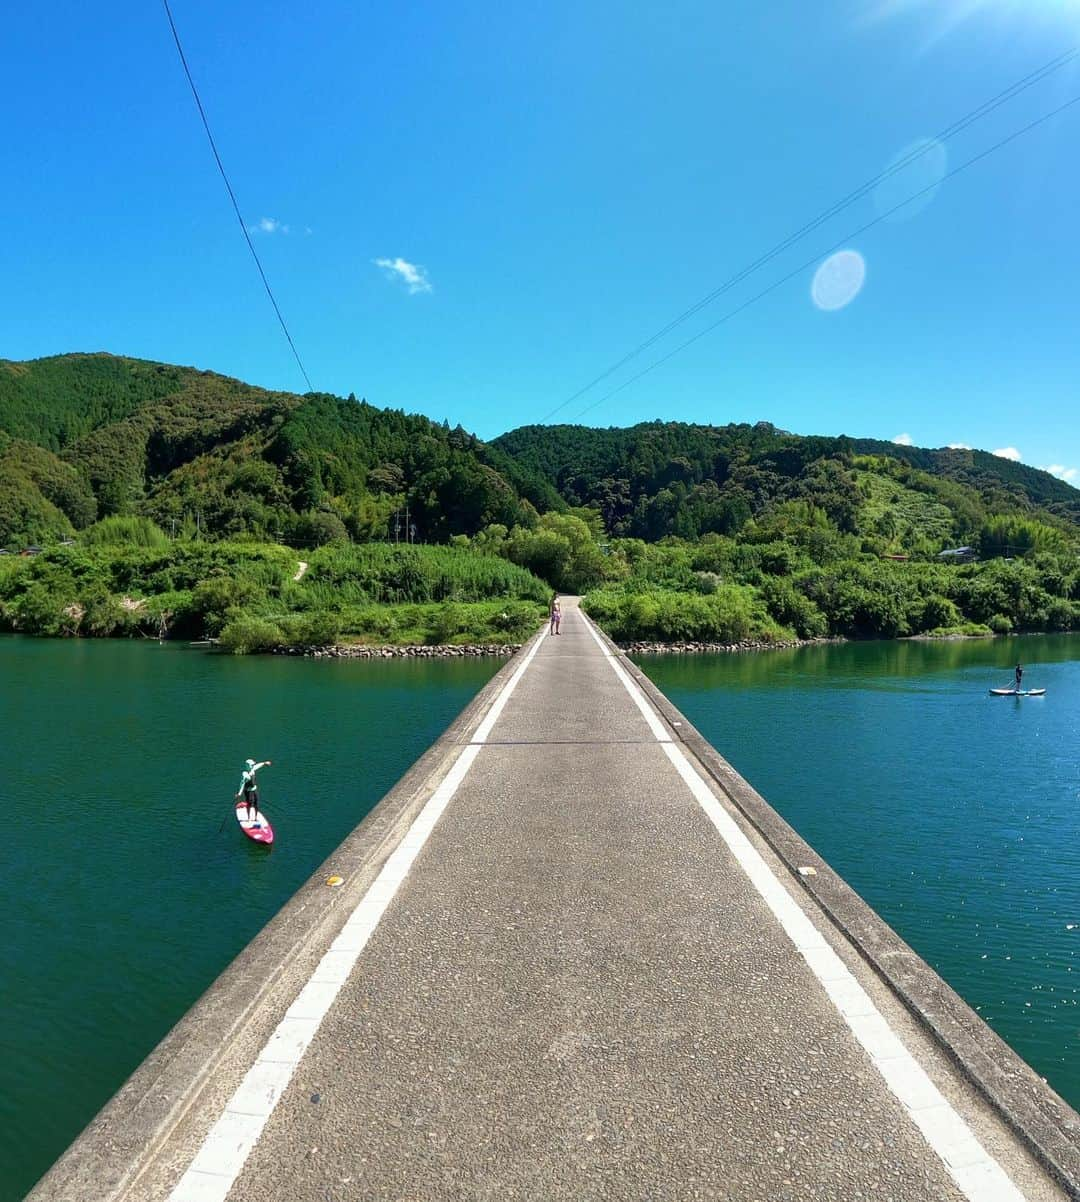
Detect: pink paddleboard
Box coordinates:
(235, 799, 274, 844)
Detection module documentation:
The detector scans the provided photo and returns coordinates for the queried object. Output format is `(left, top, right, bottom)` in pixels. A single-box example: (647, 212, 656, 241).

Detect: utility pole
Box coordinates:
(405, 501, 410, 544)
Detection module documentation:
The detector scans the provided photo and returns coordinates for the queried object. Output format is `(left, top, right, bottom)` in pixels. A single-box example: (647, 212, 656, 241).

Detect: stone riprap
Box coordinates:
(619, 636, 845, 654)
(274, 642, 522, 658)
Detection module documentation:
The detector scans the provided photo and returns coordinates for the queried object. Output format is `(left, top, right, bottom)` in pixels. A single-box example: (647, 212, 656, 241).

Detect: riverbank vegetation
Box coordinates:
(577, 538, 1079, 644)
(486, 425, 1080, 644)
(0, 527, 548, 649)
(3, 353, 1079, 651)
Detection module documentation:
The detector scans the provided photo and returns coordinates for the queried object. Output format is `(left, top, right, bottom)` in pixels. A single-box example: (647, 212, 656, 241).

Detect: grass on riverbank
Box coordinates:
(0, 529, 551, 651)
(218, 600, 546, 653)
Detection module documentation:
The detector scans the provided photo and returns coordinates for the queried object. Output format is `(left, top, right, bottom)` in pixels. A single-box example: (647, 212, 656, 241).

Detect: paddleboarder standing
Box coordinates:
(238, 758, 272, 819)
(1015, 662, 1023, 693)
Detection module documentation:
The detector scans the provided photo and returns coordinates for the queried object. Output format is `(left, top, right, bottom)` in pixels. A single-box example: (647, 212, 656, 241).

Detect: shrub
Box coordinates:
(80, 516, 170, 548)
(924, 622, 992, 637)
(430, 603, 467, 644)
(217, 615, 285, 654)
(293, 510, 350, 547)
(189, 576, 267, 635)
(582, 586, 776, 644)
(491, 601, 544, 638)
(758, 541, 801, 576)
(759, 578, 828, 639)
(303, 544, 549, 605)
(1045, 598, 1079, 631)
(355, 606, 401, 639)
(916, 595, 960, 633)
(80, 586, 126, 636)
(987, 612, 1013, 634)
(11, 583, 71, 635)
(506, 513, 609, 592)
(291, 610, 340, 646)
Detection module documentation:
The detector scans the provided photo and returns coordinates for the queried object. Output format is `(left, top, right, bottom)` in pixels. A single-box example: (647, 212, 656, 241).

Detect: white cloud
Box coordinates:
(249, 216, 290, 236)
(374, 257, 432, 295)
(1043, 464, 1079, 482)
(993, 447, 1021, 461)
(947, 442, 971, 450)
(892, 432, 913, 446)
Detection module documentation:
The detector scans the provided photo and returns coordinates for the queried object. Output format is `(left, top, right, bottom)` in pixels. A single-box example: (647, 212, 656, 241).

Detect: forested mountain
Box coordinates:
(0, 354, 561, 547)
(3, 353, 1079, 644)
(493, 421, 1080, 548)
(2, 353, 1077, 558)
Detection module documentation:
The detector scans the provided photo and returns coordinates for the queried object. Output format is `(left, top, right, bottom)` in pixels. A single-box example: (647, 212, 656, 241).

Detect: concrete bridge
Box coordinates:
(29, 600, 1080, 1201)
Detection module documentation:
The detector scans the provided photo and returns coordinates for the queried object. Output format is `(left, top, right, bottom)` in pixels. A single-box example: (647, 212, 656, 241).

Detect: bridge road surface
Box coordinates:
(146, 599, 1065, 1202)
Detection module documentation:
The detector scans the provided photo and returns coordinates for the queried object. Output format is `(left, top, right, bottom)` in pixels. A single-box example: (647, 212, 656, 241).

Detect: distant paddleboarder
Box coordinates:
(237, 758, 272, 819)
(1015, 662, 1024, 693)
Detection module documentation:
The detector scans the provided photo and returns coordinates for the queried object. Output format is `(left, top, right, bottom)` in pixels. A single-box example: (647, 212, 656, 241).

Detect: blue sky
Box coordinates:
(2, 1, 1078, 481)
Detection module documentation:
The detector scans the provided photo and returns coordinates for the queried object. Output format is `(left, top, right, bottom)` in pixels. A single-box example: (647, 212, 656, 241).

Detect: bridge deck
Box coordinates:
(31, 600, 1071, 1201)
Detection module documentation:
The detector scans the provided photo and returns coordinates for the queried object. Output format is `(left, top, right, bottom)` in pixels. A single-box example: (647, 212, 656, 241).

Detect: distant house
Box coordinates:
(21, 546, 43, 557)
(938, 546, 976, 562)
(881, 553, 909, 561)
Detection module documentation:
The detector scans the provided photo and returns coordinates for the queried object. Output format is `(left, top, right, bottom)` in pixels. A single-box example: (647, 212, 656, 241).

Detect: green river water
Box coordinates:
(640, 634, 1080, 1116)
(3, 634, 1079, 1198)
(0, 639, 500, 1202)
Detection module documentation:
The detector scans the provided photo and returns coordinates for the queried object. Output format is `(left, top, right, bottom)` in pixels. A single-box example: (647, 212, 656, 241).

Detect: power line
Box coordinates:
(539, 46, 1078, 425)
(573, 90, 1080, 422)
(161, 0, 314, 393)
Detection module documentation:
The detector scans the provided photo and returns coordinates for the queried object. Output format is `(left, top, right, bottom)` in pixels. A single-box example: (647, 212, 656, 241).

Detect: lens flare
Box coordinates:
(811, 250, 867, 311)
(873, 138, 949, 221)
(864, 1, 1080, 43)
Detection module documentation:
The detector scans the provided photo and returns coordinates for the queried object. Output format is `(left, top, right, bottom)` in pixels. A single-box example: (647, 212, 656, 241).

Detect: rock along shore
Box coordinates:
(274, 643, 522, 659)
(619, 636, 844, 655)
(273, 636, 844, 659)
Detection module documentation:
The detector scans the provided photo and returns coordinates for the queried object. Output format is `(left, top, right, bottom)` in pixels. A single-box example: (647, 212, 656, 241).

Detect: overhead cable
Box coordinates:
(162, 0, 314, 392)
(573, 91, 1080, 421)
(540, 46, 1077, 424)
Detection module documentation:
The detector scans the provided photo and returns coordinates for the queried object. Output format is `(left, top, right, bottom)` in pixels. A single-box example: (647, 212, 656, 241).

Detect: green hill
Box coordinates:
(492, 421, 1080, 547)
(0, 353, 561, 548)
(2, 353, 1078, 644)
(3, 354, 1077, 561)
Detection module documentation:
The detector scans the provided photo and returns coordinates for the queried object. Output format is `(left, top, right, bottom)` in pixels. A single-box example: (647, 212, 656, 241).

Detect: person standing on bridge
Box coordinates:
(237, 758, 272, 819)
(550, 595, 561, 635)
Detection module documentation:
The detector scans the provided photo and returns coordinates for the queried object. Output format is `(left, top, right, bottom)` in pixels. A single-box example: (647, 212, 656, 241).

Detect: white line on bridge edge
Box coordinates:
(166, 630, 547, 1202)
(580, 614, 1028, 1202)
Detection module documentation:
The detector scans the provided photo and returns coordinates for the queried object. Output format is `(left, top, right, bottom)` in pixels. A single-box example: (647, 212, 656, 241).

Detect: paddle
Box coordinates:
(219, 793, 250, 834)
(218, 798, 238, 835)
